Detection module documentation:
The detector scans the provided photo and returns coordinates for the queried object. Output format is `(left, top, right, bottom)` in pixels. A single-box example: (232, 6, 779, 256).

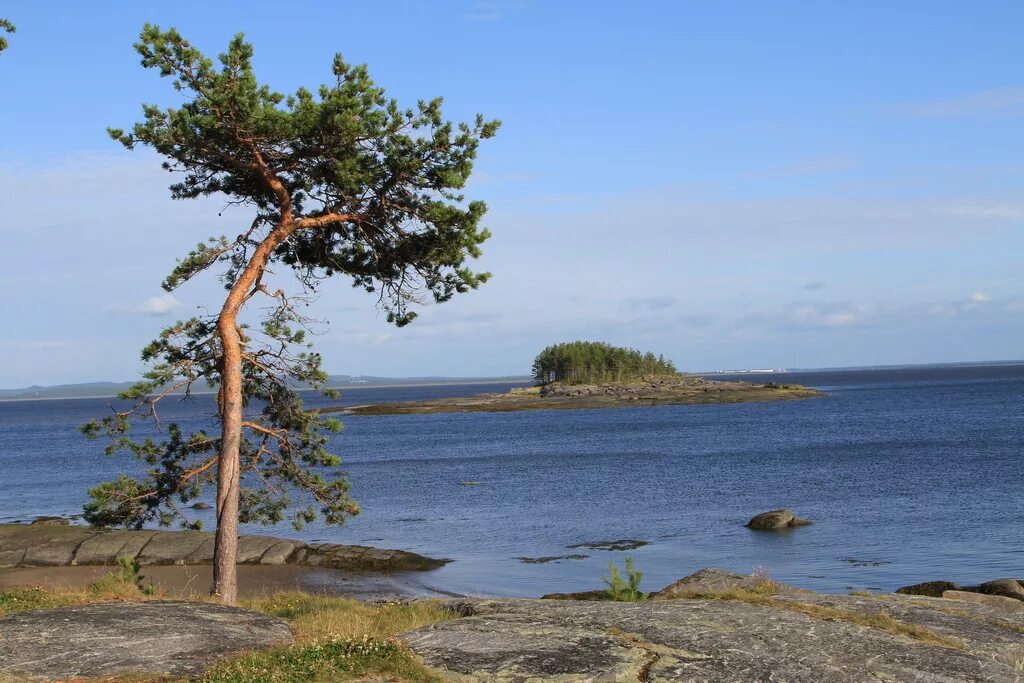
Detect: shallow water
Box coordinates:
(1, 364, 1021, 597)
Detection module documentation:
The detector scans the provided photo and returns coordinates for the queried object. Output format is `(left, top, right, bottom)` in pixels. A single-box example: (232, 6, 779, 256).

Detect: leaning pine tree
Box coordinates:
(81, 25, 499, 604)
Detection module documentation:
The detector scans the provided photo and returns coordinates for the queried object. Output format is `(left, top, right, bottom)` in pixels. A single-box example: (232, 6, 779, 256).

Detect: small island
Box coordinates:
(324, 341, 822, 416)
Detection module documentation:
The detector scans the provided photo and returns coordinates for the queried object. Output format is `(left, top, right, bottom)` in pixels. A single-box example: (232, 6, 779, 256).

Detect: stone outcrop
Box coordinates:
(898, 578, 1024, 603)
(0, 523, 446, 572)
(404, 574, 1024, 681)
(943, 590, 1024, 613)
(745, 508, 813, 530)
(896, 580, 962, 597)
(650, 567, 808, 599)
(979, 578, 1024, 602)
(0, 601, 291, 680)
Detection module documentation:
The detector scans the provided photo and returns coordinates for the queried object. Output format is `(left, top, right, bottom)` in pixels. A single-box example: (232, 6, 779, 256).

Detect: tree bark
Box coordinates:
(210, 220, 297, 604)
(211, 313, 243, 604)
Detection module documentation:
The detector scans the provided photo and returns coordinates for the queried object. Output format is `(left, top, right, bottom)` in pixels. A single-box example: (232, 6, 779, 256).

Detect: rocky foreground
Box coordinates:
(327, 377, 822, 416)
(403, 569, 1024, 682)
(0, 522, 445, 572)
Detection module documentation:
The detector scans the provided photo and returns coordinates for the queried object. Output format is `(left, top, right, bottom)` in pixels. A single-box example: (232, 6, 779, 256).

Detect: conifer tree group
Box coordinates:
(532, 341, 680, 385)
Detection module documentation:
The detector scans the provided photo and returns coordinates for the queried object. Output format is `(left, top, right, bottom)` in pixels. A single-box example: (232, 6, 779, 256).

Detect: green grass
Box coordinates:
(199, 634, 439, 682)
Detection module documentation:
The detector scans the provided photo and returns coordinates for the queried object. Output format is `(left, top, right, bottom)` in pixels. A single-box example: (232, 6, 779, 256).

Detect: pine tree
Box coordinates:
(81, 26, 499, 604)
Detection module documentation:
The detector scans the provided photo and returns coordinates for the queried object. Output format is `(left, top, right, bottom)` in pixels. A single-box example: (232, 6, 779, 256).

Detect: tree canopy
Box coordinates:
(82, 25, 499, 602)
(532, 341, 680, 385)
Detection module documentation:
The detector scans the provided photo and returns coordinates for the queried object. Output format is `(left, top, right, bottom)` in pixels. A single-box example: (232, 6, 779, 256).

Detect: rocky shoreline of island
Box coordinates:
(320, 376, 823, 416)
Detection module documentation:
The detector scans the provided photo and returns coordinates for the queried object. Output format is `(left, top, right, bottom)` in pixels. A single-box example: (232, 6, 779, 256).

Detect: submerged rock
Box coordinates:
(0, 601, 292, 680)
(745, 508, 813, 530)
(567, 539, 650, 551)
(516, 554, 589, 564)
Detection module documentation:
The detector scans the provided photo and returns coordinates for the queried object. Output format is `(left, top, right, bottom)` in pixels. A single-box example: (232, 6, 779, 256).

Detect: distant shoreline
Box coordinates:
(0, 377, 532, 403)
(2, 358, 1022, 402)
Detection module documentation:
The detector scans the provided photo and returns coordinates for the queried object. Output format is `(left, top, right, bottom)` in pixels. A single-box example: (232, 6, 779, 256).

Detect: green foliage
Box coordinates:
(83, 26, 498, 535)
(0, 18, 14, 54)
(532, 341, 680, 385)
(200, 636, 424, 683)
(603, 556, 647, 602)
(108, 24, 499, 324)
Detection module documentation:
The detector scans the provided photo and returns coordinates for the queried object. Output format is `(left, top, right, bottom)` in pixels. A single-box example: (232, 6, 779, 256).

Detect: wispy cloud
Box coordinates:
(465, 0, 523, 21)
(901, 86, 1024, 118)
(107, 293, 182, 317)
(623, 296, 679, 312)
(1, 340, 69, 351)
(770, 154, 858, 177)
(743, 293, 1022, 333)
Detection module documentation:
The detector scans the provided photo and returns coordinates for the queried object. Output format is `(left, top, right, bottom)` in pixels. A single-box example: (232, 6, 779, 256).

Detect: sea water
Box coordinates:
(1, 363, 1021, 597)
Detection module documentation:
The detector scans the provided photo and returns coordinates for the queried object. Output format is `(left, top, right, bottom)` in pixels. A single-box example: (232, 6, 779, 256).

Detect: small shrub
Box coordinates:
(87, 555, 157, 597)
(603, 556, 647, 602)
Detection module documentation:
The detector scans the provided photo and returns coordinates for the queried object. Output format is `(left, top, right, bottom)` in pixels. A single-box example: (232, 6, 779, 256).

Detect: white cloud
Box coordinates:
(107, 293, 183, 317)
(136, 294, 182, 315)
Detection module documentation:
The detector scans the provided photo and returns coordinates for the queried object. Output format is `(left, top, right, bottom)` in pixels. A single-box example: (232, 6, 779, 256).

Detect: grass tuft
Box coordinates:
(199, 634, 440, 683)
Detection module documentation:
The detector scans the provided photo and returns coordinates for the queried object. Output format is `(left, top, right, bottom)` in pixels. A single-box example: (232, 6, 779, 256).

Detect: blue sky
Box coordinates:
(1, 1, 1022, 386)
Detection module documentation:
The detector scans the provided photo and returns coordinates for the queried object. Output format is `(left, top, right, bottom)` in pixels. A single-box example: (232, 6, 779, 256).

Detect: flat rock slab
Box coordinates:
(403, 597, 1024, 682)
(0, 524, 446, 572)
(0, 601, 292, 680)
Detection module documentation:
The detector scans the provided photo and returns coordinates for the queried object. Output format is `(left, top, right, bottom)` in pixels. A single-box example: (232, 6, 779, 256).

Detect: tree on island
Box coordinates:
(532, 341, 680, 385)
(0, 18, 15, 54)
(81, 25, 499, 604)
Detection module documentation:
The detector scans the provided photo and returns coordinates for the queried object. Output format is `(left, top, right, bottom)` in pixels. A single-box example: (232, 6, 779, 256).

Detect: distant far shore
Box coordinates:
(3, 359, 1022, 402)
(0, 376, 532, 402)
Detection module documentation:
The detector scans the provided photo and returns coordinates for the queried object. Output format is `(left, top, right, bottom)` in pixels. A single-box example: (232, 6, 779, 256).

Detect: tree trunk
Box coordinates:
(211, 313, 243, 604)
(209, 219, 297, 604)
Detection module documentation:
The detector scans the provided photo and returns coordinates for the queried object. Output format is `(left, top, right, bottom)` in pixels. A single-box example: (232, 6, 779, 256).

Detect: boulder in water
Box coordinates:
(745, 508, 813, 530)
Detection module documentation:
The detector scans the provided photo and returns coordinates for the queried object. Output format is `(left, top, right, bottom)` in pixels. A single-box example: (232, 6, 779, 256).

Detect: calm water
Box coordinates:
(1, 364, 1021, 597)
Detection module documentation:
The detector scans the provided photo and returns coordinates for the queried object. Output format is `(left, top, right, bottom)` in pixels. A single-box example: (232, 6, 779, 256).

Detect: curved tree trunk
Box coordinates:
(211, 220, 296, 604)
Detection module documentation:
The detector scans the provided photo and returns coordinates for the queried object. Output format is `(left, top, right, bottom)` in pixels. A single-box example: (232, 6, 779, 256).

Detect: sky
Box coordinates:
(0, 1, 1022, 387)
